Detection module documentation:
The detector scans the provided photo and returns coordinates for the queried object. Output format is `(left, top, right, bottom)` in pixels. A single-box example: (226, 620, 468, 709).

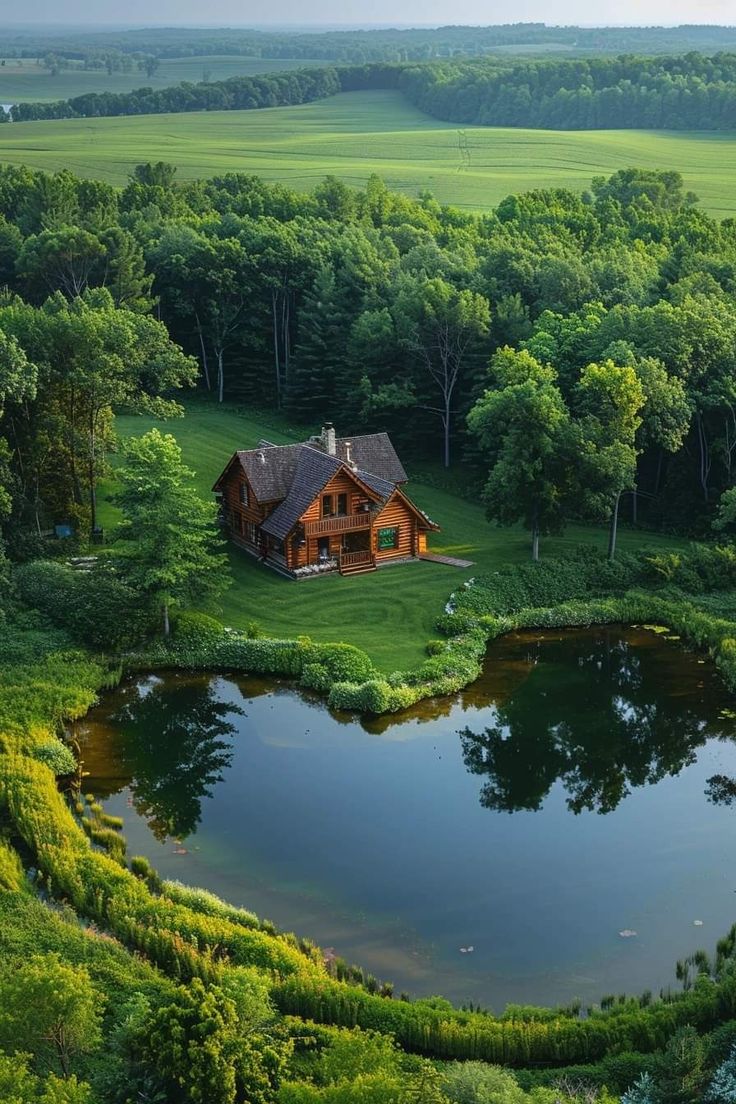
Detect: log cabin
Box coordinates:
(213, 423, 439, 577)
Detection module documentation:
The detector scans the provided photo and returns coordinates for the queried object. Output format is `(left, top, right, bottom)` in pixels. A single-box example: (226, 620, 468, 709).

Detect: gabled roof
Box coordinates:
(355, 468, 395, 502)
(213, 443, 302, 502)
(212, 431, 407, 503)
(335, 434, 407, 485)
(260, 447, 343, 541)
(213, 428, 419, 543)
(260, 448, 385, 541)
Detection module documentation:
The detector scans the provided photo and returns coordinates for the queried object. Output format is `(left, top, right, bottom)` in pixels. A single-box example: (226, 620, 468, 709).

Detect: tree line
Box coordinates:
(2, 162, 736, 554)
(5, 22, 736, 66)
(390, 52, 736, 131)
(8, 66, 342, 122)
(9, 52, 736, 132)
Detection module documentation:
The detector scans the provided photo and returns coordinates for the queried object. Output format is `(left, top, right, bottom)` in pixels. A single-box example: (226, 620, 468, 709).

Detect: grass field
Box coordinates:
(1, 90, 734, 215)
(99, 402, 683, 672)
(0, 55, 326, 103)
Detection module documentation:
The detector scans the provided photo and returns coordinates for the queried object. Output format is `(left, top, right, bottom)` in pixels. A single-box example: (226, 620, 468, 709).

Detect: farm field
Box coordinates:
(99, 402, 683, 672)
(1, 89, 735, 215)
(0, 54, 326, 103)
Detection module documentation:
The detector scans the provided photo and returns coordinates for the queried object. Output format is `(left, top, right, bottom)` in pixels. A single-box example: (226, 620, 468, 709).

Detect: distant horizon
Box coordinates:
(2, 19, 736, 29)
(1, 3, 735, 29)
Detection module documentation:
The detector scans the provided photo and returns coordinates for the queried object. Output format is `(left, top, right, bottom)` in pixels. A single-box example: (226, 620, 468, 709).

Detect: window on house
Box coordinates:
(239, 482, 249, 507)
(377, 526, 399, 551)
(322, 494, 333, 517)
(336, 493, 348, 516)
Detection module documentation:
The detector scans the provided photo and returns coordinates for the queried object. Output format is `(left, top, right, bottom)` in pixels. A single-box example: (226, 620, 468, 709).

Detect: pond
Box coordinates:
(76, 625, 736, 1011)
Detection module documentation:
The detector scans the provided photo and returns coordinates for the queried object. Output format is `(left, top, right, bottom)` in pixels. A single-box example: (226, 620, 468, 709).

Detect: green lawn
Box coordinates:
(101, 402, 684, 672)
(2, 90, 736, 216)
(0, 55, 326, 103)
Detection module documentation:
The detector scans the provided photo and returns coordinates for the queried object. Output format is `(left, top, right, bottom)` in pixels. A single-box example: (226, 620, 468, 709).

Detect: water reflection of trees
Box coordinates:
(459, 633, 729, 815)
(109, 677, 241, 841)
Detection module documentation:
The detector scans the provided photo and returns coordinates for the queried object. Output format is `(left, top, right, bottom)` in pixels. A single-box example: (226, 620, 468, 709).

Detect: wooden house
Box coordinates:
(213, 424, 439, 577)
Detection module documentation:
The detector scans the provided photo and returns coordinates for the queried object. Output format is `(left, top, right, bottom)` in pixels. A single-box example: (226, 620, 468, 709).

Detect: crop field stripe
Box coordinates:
(1, 90, 735, 215)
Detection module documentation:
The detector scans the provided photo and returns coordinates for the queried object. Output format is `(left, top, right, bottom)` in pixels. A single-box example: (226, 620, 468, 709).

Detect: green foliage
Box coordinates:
(15, 560, 155, 649)
(32, 738, 76, 776)
(111, 429, 231, 635)
(0, 953, 104, 1077)
(135, 977, 290, 1104)
(442, 1060, 527, 1102)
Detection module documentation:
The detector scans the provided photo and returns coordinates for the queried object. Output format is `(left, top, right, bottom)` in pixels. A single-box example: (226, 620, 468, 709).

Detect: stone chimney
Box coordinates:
(321, 422, 336, 456)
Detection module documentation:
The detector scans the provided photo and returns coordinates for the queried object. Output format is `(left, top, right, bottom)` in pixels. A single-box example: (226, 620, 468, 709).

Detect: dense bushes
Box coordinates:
(134, 544, 736, 717)
(272, 971, 736, 1066)
(15, 560, 154, 649)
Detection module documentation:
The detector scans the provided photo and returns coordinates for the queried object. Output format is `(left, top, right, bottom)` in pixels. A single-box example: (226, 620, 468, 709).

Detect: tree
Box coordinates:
(651, 1025, 707, 1104)
(394, 275, 490, 467)
(16, 226, 106, 301)
(441, 1059, 527, 1103)
(571, 360, 644, 560)
(132, 161, 176, 189)
(288, 264, 353, 420)
(0, 955, 103, 1078)
(621, 1074, 659, 1104)
(467, 348, 573, 560)
(706, 1043, 736, 1102)
(112, 430, 230, 635)
(713, 487, 736, 537)
(136, 978, 289, 1104)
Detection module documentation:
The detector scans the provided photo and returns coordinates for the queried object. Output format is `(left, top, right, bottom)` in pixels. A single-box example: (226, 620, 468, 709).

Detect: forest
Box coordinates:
(1, 161, 736, 557)
(9, 52, 736, 132)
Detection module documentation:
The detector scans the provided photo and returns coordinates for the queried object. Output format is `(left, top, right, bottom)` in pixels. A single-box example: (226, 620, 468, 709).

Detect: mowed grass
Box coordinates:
(0, 90, 735, 215)
(0, 55, 326, 103)
(99, 402, 684, 672)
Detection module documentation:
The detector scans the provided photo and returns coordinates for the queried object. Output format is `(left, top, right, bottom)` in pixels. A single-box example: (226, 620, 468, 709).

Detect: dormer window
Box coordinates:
(240, 483, 249, 507)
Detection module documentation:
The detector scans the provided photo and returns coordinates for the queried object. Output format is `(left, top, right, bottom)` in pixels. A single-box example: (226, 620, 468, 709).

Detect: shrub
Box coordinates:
(15, 561, 155, 649)
(32, 738, 76, 777)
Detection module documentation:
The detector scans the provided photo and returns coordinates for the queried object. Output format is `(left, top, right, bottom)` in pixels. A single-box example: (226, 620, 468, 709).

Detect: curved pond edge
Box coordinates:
(129, 589, 736, 718)
(7, 581, 736, 1069)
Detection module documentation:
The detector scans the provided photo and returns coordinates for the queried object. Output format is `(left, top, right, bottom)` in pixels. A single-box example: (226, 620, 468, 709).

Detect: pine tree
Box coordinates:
(287, 265, 353, 422)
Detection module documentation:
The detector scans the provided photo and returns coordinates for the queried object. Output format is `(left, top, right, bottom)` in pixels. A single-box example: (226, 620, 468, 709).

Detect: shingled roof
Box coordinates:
(214, 427, 412, 542)
(335, 434, 407, 485)
(231, 443, 302, 503)
(260, 447, 343, 541)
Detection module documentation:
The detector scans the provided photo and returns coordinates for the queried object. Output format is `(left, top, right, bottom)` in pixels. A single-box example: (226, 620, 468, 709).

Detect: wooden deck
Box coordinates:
(419, 552, 475, 568)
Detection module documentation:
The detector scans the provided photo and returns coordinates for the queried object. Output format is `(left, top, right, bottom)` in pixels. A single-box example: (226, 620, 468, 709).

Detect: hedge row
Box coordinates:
(272, 970, 736, 1066)
(149, 544, 736, 716)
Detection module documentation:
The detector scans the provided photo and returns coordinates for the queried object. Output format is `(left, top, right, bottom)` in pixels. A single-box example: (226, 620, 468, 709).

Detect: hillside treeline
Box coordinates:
(4, 22, 736, 65)
(2, 162, 736, 546)
(8, 66, 343, 122)
(9, 52, 736, 131)
(392, 53, 736, 130)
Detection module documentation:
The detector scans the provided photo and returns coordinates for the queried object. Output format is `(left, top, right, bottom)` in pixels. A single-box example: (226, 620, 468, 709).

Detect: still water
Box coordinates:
(77, 626, 736, 1010)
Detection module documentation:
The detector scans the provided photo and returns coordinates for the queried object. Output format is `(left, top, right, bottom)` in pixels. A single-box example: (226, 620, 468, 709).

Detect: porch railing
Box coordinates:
(304, 512, 371, 536)
(339, 549, 374, 570)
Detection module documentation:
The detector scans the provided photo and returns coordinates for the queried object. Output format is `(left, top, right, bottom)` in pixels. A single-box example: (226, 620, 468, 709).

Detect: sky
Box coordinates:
(3, 1, 735, 28)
